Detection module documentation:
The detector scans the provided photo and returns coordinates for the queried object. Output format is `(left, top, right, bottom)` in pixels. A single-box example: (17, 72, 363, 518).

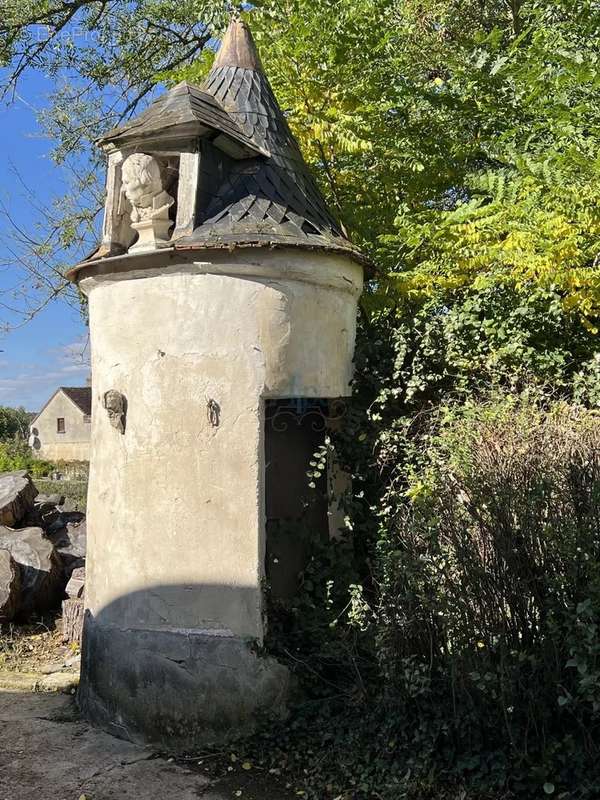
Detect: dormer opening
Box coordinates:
(117, 151, 179, 254)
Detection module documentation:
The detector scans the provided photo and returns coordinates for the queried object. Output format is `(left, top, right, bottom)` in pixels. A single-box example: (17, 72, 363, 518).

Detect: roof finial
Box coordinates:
(213, 13, 263, 72)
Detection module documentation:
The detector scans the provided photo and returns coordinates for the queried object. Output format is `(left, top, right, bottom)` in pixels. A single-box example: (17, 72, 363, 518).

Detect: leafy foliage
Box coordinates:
(3, 1, 600, 332)
(377, 397, 600, 797)
(245, 0, 600, 330)
(245, 393, 600, 799)
(0, 407, 52, 477)
(0, 406, 32, 441)
(0, 439, 52, 477)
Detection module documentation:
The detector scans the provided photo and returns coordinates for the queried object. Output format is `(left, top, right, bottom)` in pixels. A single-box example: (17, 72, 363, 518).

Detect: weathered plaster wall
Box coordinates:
(31, 392, 91, 463)
(77, 247, 362, 745)
(81, 249, 362, 641)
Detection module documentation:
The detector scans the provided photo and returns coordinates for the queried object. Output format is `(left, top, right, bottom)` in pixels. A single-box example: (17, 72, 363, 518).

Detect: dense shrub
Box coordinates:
(256, 392, 600, 800)
(376, 398, 600, 797)
(0, 440, 53, 478)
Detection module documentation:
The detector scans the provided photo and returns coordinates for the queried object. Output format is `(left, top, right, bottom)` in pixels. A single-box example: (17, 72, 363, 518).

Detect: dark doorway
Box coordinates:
(264, 399, 330, 602)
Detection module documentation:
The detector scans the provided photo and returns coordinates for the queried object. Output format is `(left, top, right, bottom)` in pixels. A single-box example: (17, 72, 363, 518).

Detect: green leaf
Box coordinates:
(490, 55, 508, 75)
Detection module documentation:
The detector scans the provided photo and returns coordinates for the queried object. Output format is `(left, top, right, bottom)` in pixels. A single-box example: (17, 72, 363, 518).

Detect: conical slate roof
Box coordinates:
(176, 18, 362, 260)
(79, 16, 364, 269)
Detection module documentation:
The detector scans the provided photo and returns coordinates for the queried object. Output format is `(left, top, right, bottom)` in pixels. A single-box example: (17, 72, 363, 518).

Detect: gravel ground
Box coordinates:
(0, 620, 297, 800)
(0, 691, 297, 800)
(0, 617, 73, 673)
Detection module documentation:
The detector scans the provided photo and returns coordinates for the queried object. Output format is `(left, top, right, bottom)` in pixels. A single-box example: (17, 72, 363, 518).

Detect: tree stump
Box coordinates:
(62, 598, 84, 644)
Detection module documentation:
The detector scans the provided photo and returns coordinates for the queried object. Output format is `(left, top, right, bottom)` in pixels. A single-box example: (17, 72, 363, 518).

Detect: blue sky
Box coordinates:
(0, 71, 90, 412)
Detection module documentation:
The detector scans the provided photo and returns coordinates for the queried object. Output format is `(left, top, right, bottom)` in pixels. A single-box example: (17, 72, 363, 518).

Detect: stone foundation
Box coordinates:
(78, 613, 289, 750)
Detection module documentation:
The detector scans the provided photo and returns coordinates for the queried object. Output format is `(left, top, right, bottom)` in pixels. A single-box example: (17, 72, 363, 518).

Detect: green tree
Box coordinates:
(0, 1, 225, 324)
(3, 1, 600, 330)
(386, 1, 600, 330)
(0, 405, 31, 440)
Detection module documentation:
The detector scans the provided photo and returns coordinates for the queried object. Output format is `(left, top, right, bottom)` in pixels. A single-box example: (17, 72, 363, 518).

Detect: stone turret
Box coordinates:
(68, 17, 365, 749)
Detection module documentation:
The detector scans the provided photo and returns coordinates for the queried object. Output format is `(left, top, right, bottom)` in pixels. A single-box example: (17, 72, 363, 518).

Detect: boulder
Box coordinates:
(0, 548, 21, 623)
(25, 501, 84, 539)
(58, 496, 85, 513)
(23, 501, 64, 533)
(47, 519, 86, 577)
(0, 527, 62, 617)
(0, 471, 37, 527)
(36, 493, 65, 506)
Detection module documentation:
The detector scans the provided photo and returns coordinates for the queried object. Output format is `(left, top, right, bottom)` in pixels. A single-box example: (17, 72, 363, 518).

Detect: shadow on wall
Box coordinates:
(78, 583, 290, 752)
(29, 427, 41, 451)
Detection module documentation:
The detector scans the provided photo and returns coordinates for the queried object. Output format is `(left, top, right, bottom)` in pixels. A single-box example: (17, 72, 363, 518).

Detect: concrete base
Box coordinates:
(78, 614, 289, 750)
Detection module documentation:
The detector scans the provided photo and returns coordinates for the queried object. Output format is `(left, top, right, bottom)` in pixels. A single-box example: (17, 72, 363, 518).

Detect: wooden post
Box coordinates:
(62, 598, 85, 644)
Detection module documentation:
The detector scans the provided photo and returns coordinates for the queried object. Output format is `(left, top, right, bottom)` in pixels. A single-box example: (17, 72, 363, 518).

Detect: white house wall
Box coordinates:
(31, 392, 91, 463)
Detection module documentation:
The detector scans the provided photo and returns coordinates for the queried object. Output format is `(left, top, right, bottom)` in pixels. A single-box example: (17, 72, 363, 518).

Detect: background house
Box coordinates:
(30, 387, 91, 462)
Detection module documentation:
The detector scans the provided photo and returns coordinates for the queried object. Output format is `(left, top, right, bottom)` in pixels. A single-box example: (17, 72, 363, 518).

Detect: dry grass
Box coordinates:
(0, 615, 78, 673)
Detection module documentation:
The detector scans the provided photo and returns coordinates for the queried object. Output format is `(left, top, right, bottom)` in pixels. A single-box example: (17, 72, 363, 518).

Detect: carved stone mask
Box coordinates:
(103, 390, 127, 434)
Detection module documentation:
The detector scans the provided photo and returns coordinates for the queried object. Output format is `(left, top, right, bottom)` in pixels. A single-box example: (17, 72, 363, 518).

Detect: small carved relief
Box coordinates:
(121, 153, 174, 253)
(207, 399, 220, 428)
(103, 390, 127, 434)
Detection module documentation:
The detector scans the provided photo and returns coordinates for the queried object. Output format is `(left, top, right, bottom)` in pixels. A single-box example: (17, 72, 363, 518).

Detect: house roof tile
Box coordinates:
(61, 387, 92, 416)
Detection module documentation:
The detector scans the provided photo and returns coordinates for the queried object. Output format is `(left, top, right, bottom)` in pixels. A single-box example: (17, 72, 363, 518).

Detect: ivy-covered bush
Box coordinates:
(376, 397, 600, 797)
(252, 298, 600, 799)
